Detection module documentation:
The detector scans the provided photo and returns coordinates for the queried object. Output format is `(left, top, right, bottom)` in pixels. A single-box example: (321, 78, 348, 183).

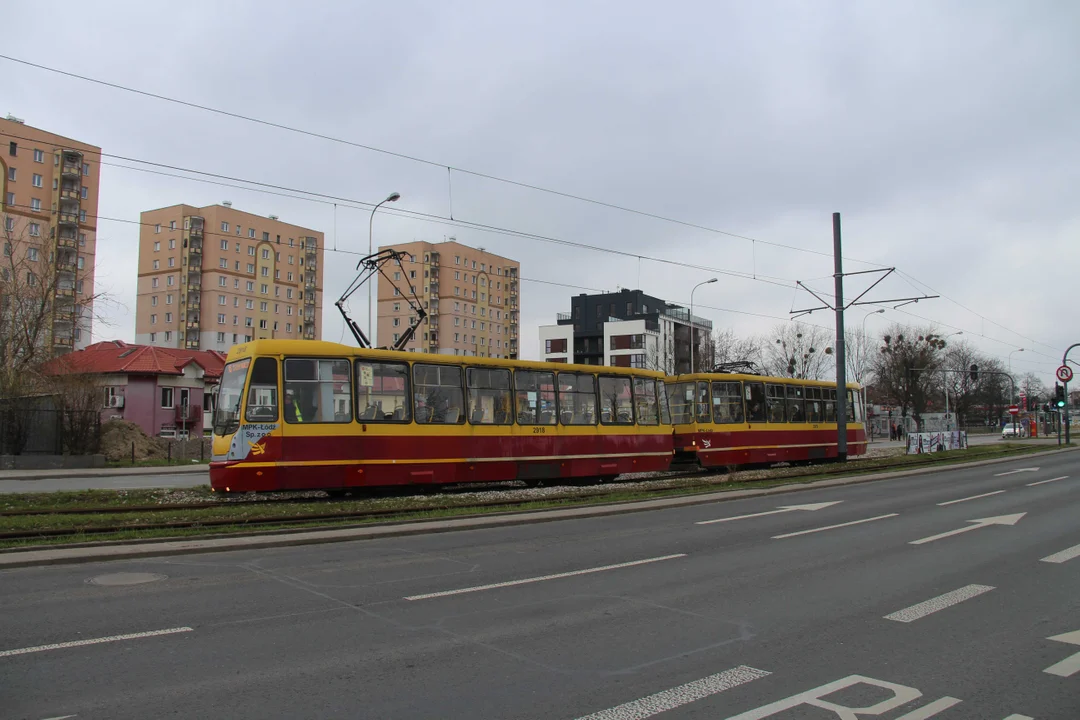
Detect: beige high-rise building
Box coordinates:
(135, 203, 324, 352)
(375, 240, 519, 359)
(0, 116, 102, 353)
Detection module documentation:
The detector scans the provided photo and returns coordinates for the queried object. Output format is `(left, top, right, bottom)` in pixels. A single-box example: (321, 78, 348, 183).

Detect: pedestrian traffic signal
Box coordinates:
(969, 364, 978, 382)
(1056, 383, 1066, 408)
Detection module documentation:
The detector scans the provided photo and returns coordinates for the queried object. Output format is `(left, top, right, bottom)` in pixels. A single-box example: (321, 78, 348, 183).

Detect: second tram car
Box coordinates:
(667, 372, 866, 467)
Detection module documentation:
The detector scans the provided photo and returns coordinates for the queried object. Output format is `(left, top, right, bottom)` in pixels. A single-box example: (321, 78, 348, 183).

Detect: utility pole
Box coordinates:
(833, 213, 848, 460)
(1065, 343, 1079, 445)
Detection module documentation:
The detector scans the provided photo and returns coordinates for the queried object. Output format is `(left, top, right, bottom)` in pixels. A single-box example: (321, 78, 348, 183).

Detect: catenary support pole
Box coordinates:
(833, 212, 847, 461)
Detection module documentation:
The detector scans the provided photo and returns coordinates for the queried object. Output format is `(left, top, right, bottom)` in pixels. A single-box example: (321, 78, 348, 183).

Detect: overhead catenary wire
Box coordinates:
(0, 53, 885, 268)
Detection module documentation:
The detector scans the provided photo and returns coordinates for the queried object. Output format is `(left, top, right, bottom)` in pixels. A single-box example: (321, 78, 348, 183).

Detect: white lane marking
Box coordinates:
(883, 585, 995, 623)
(771, 513, 899, 540)
(1001, 715, 1034, 720)
(936, 490, 1005, 506)
(1044, 630, 1080, 677)
(573, 665, 770, 720)
(0, 627, 192, 658)
(38, 716, 77, 720)
(1027, 475, 1069, 486)
(909, 513, 1026, 545)
(1041, 543, 1080, 564)
(994, 467, 1039, 476)
(696, 501, 843, 525)
(893, 697, 963, 718)
(404, 554, 687, 601)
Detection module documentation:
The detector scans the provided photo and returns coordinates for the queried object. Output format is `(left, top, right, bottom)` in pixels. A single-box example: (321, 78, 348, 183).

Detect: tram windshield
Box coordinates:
(214, 358, 250, 436)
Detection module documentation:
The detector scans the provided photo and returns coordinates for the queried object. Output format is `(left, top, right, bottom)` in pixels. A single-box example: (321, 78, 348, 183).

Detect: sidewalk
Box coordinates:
(2, 445, 1074, 569)
(0, 464, 209, 482)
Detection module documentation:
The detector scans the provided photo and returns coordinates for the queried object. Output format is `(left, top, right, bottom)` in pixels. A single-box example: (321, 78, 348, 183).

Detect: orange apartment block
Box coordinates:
(375, 240, 519, 359)
(135, 203, 324, 352)
(0, 116, 102, 352)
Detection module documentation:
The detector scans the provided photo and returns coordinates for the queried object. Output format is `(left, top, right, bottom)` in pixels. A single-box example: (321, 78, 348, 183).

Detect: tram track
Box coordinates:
(0, 450, 1022, 542)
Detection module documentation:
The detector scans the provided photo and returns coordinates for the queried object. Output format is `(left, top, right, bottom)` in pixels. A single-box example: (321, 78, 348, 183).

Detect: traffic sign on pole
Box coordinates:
(1058, 365, 1074, 383)
(1008, 405, 1020, 415)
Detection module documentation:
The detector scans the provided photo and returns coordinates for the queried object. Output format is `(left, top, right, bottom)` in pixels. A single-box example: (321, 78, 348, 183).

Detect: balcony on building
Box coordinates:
(187, 292, 201, 308)
(305, 274, 316, 289)
(57, 211, 79, 227)
(56, 249, 77, 270)
(174, 403, 202, 423)
(429, 282, 439, 296)
(509, 267, 517, 278)
(430, 252, 440, 266)
(556, 311, 573, 325)
(60, 153, 82, 178)
(189, 217, 204, 238)
(59, 181, 81, 205)
(188, 236, 203, 254)
(186, 276, 202, 292)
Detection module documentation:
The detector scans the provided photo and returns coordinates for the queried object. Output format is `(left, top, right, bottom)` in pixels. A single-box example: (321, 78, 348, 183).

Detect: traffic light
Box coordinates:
(1056, 383, 1066, 408)
(969, 364, 979, 382)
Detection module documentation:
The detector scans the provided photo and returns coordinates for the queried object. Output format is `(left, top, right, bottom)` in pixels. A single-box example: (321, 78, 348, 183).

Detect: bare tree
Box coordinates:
(713, 328, 766, 371)
(872, 324, 948, 431)
(763, 322, 834, 380)
(845, 328, 877, 394)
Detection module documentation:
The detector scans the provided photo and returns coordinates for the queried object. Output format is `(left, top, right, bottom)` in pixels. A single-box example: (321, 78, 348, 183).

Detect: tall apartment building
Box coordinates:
(0, 116, 102, 353)
(375, 240, 519, 359)
(135, 203, 324, 352)
(539, 288, 713, 373)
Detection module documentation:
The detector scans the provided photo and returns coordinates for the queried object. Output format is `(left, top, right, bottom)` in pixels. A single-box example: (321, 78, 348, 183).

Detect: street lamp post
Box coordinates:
(942, 331, 963, 431)
(368, 192, 401, 344)
(1008, 348, 1024, 436)
(689, 278, 717, 375)
(860, 309, 885, 434)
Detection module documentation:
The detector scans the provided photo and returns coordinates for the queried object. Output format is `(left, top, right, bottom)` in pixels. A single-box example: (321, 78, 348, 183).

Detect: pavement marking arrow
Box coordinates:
(1044, 630, 1080, 677)
(994, 467, 1040, 476)
(909, 513, 1026, 545)
(696, 501, 842, 525)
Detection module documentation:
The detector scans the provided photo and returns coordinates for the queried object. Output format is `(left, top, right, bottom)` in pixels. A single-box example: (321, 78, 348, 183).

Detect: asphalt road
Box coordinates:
(0, 471, 209, 494)
(2, 450, 1078, 719)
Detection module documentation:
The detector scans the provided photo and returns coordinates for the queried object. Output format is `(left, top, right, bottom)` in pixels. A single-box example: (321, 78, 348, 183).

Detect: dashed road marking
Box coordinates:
(1027, 475, 1069, 486)
(0, 627, 193, 658)
(936, 490, 1005, 506)
(572, 665, 770, 719)
(994, 468, 1039, 476)
(1041, 543, 1080, 564)
(771, 514, 899, 540)
(404, 554, 687, 600)
(884, 585, 995, 623)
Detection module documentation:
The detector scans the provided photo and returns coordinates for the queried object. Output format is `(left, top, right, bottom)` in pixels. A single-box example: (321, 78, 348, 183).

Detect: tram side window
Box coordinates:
(515, 370, 557, 424)
(668, 382, 694, 424)
(244, 357, 279, 422)
(355, 360, 410, 422)
(805, 387, 824, 423)
(599, 376, 633, 424)
(557, 372, 597, 425)
(657, 381, 671, 425)
(847, 389, 857, 422)
(467, 367, 512, 424)
(711, 381, 744, 424)
(413, 364, 464, 424)
(765, 384, 787, 423)
(824, 388, 837, 423)
(787, 385, 805, 423)
(745, 382, 766, 423)
(283, 358, 352, 423)
(633, 377, 659, 425)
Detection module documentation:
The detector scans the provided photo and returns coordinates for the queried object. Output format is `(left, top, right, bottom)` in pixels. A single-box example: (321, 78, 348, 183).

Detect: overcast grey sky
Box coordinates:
(4, 0, 1077, 379)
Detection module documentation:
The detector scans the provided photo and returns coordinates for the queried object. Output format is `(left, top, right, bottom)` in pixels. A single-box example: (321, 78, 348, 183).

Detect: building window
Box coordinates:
(152, 277, 159, 288)
(245, 317, 253, 327)
(164, 331, 172, 341)
(288, 256, 294, 265)
(286, 323, 292, 332)
(219, 295, 226, 305)
(151, 295, 158, 307)
(82, 163, 90, 176)
(166, 294, 173, 305)
(248, 228, 256, 238)
(78, 209, 86, 222)
(261, 267, 269, 277)
(234, 278, 240, 289)
(218, 313, 226, 324)
(218, 276, 227, 287)
(30, 198, 41, 211)
(221, 222, 229, 232)
(245, 263, 254, 273)
(167, 257, 175, 268)
(217, 332, 226, 343)
(220, 239, 229, 250)
(260, 284, 268, 294)
(165, 312, 173, 322)
(259, 319, 268, 330)
(261, 248, 270, 259)
(248, 246, 256, 256)
(7, 167, 15, 182)
(169, 239, 175, 250)
(33, 149, 44, 163)
(149, 333, 155, 342)
(81, 187, 88, 199)
(260, 301, 268, 312)
(27, 247, 39, 262)
(77, 280, 84, 293)
(167, 275, 175, 286)
(233, 298, 239, 307)
(246, 299, 254, 310)
(545, 338, 567, 354)
(287, 306, 293, 316)
(161, 387, 174, 409)
(219, 258, 228, 269)
(287, 289, 294, 299)
(31, 173, 42, 188)
(246, 281, 254, 292)
(28, 223, 40, 237)
(150, 314, 157, 324)
(153, 241, 161, 251)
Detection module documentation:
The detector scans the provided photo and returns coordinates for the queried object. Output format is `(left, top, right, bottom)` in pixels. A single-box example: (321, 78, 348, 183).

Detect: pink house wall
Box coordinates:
(99, 375, 214, 438)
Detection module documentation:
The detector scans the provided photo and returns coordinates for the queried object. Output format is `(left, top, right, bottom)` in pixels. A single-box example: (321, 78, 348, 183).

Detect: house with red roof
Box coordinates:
(44, 340, 227, 438)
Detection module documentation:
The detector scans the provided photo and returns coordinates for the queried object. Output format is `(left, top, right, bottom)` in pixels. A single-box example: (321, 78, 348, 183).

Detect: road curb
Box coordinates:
(1, 446, 1074, 569)
(0, 464, 210, 482)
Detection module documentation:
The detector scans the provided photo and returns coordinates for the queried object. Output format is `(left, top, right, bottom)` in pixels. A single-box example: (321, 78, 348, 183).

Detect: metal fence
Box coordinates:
(0, 399, 101, 455)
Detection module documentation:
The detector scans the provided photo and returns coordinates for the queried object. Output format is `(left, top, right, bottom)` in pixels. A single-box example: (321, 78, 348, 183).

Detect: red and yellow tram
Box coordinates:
(210, 340, 674, 492)
(666, 373, 867, 467)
